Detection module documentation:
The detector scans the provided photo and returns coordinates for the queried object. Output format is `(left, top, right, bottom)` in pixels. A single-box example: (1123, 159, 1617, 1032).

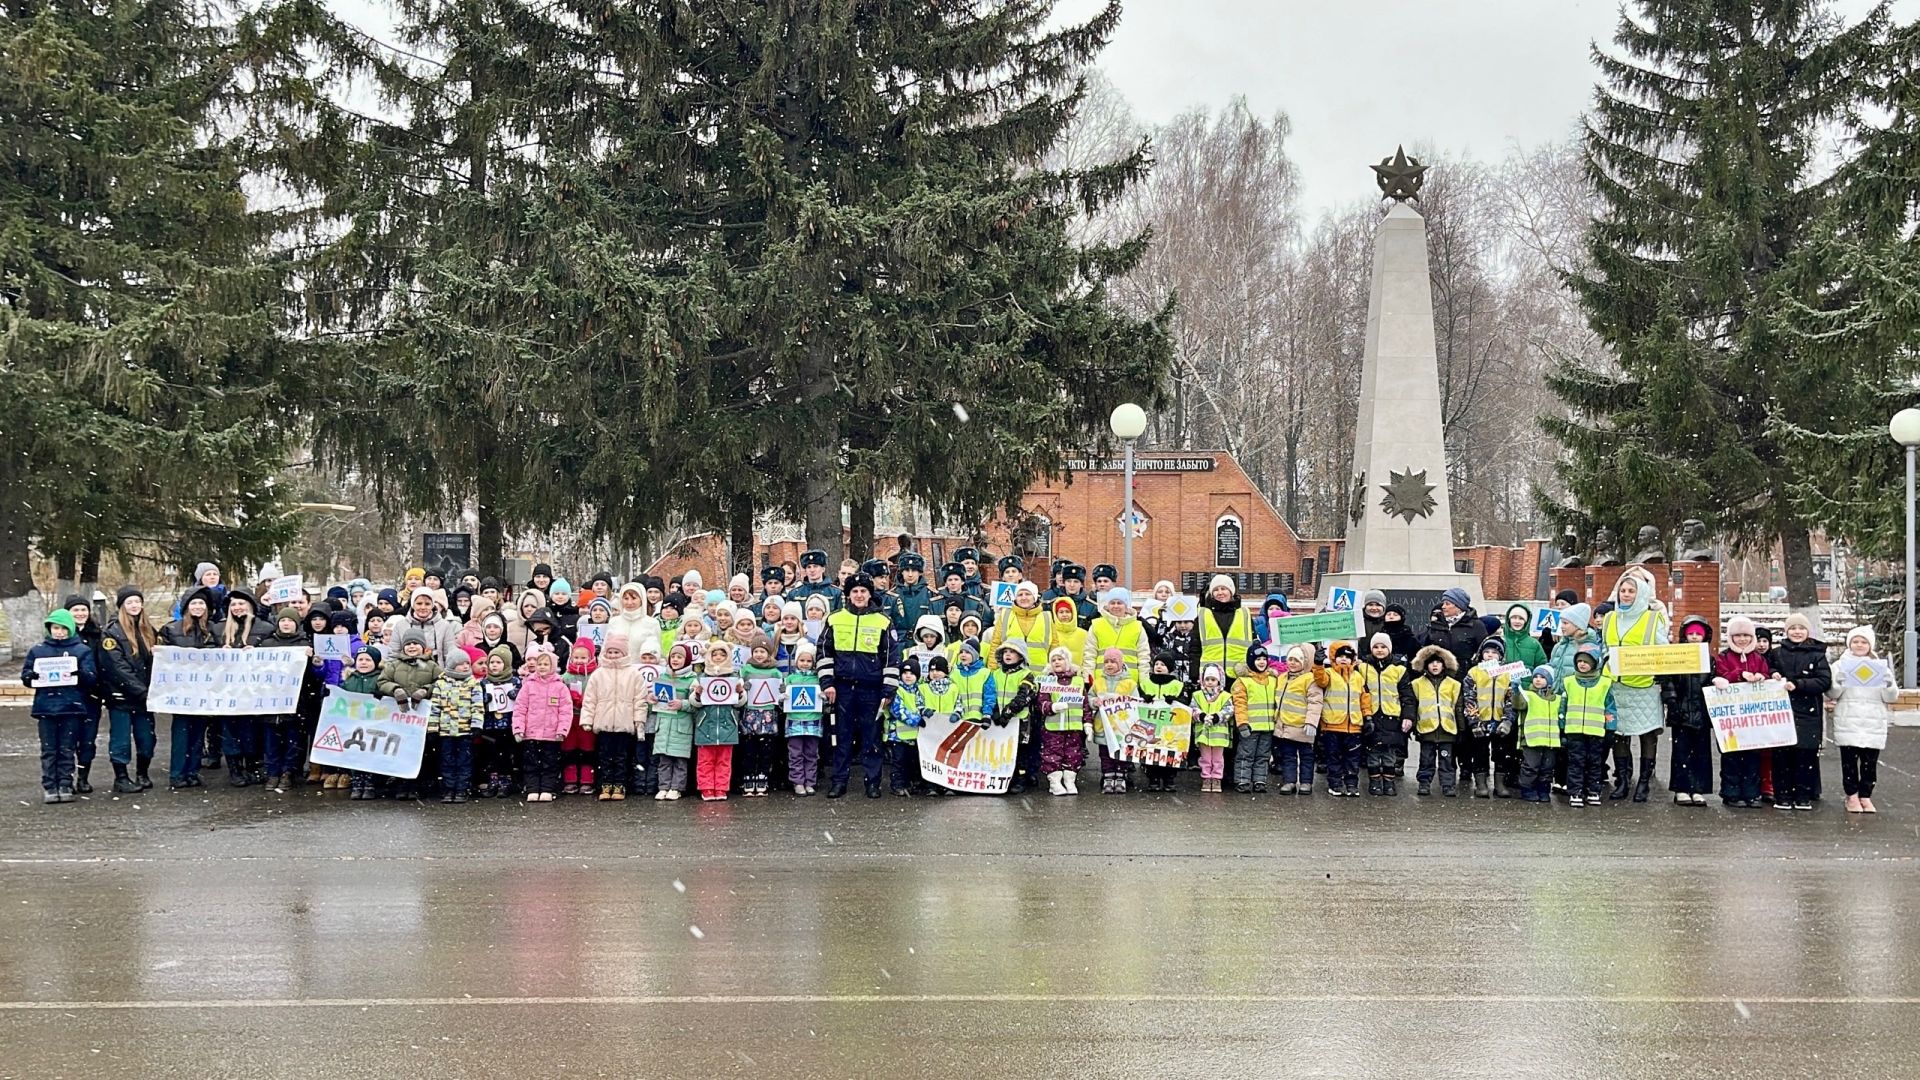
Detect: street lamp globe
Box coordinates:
(1890, 408, 1920, 447)
(1109, 402, 1147, 440)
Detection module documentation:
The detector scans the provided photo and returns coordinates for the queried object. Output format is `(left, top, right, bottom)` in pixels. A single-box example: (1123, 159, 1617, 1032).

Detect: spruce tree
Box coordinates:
(0, 0, 304, 598)
(1545, 0, 1892, 607)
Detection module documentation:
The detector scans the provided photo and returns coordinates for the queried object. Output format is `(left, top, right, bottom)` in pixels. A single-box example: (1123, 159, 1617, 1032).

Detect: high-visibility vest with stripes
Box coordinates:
(989, 668, 1032, 723)
(1199, 607, 1253, 673)
(828, 608, 890, 656)
(1237, 672, 1279, 732)
(994, 607, 1051, 673)
(890, 685, 923, 742)
(953, 667, 989, 722)
(921, 678, 961, 726)
(1362, 660, 1406, 718)
(1604, 611, 1662, 689)
(1469, 667, 1511, 730)
(1321, 666, 1367, 733)
(1092, 617, 1147, 683)
(1520, 689, 1560, 748)
(1562, 675, 1613, 737)
(1411, 676, 1460, 736)
(1278, 671, 1316, 732)
(1039, 675, 1084, 733)
(1137, 672, 1184, 705)
(1193, 690, 1234, 747)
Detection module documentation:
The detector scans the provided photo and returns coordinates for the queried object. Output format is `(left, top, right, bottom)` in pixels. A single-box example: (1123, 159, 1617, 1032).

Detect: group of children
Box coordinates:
(21, 558, 1897, 813)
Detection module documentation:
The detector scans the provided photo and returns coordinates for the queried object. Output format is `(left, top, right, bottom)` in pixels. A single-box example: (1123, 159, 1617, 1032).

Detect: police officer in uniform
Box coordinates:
(996, 554, 1025, 585)
(753, 565, 788, 611)
(860, 558, 897, 621)
(1041, 559, 1070, 603)
(787, 549, 842, 611)
(891, 552, 934, 636)
(817, 573, 900, 798)
(1060, 563, 1098, 628)
(1092, 564, 1119, 601)
(931, 563, 985, 621)
(954, 547, 986, 601)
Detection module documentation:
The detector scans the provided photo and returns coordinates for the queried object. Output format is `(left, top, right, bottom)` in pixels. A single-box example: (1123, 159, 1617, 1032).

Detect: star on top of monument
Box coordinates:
(1372, 146, 1428, 203)
(1380, 467, 1437, 523)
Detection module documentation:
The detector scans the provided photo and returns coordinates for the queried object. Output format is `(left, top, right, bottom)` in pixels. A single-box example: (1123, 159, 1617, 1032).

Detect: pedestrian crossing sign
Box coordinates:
(1327, 588, 1358, 613)
(787, 684, 821, 714)
(990, 581, 1017, 608)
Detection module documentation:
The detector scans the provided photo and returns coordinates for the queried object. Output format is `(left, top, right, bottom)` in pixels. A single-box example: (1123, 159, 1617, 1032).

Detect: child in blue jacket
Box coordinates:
(23, 609, 99, 803)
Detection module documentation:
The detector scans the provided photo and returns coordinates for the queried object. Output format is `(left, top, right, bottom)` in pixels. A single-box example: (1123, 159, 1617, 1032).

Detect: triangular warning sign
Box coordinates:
(747, 678, 778, 707)
(313, 724, 346, 752)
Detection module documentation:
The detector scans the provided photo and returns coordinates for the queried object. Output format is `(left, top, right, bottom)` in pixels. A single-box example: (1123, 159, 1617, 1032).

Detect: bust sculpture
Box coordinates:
(1629, 525, 1667, 564)
(1553, 526, 1587, 569)
(1591, 526, 1623, 567)
(1676, 519, 1715, 562)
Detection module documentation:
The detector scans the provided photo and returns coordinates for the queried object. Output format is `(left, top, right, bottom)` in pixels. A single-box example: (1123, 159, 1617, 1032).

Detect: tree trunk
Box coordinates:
(0, 486, 31, 601)
(849, 486, 875, 563)
(729, 495, 756, 579)
(79, 547, 100, 602)
(477, 497, 505, 580)
(1778, 515, 1822, 634)
(799, 339, 843, 566)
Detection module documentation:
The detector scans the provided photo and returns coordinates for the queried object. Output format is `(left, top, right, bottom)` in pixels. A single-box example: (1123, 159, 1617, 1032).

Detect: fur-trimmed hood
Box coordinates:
(1413, 644, 1457, 676)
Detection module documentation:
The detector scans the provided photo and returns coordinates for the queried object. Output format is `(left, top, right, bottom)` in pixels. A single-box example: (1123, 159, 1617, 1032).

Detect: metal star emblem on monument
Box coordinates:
(1380, 467, 1437, 523)
(1372, 145, 1428, 203)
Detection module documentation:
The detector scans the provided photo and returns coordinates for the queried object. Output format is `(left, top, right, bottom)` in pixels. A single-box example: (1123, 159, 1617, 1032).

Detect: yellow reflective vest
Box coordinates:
(1320, 665, 1370, 734)
(992, 606, 1052, 673)
(1193, 690, 1234, 747)
(1362, 659, 1406, 718)
(1090, 617, 1147, 683)
(953, 667, 990, 722)
(1199, 606, 1253, 675)
(1520, 688, 1560, 748)
(1411, 676, 1461, 738)
(1234, 670, 1279, 732)
(1561, 675, 1614, 737)
(1604, 610, 1664, 689)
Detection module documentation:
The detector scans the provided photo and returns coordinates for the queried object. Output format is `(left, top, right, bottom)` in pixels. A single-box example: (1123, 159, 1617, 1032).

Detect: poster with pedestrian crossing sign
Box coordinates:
(1326, 587, 1358, 613)
(308, 687, 429, 779)
(786, 684, 821, 714)
(918, 710, 1016, 793)
(990, 581, 1018, 608)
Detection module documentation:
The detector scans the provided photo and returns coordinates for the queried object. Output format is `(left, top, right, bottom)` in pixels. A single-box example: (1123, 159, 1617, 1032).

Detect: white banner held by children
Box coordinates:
(918, 710, 1017, 793)
(1701, 682, 1797, 752)
(308, 687, 430, 779)
(148, 646, 308, 715)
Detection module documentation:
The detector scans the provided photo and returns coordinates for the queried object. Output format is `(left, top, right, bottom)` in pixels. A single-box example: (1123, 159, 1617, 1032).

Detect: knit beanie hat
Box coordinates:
(116, 584, 144, 607)
(400, 626, 429, 651)
(1441, 587, 1471, 611)
(549, 579, 573, 600)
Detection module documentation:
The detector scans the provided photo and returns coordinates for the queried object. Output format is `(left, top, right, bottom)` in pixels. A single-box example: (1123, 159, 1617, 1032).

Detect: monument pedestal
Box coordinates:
(1550, 563, 1722, 642)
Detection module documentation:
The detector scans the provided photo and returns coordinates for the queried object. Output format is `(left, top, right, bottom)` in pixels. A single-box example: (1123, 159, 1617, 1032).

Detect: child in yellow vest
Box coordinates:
(1192, 665, 1233, 792)
(1515, 665, 1560, 803)
(1038, 646, 1089, 795)
(1320, 643, 1372, 797)
(1462, 637, 1515, 799)
(1399, 645, 1475, 797)
(1231, 647, 1281, 794)
(1273, 644, 1327, 795)
(1089, 647, 1137, 793)
(1361, 633, 1409, 796)
(1559, 644, 1618, 806)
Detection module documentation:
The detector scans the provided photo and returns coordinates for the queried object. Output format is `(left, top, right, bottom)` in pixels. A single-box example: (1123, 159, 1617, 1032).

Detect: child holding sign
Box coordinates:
(692, 640, 743, 800)
(1713, 616, 1775, 808)
(341, 647, 383, 799)
(1829, 625, 1896, 813)
(24, 609, 97, 804)
(1192, 665, 1233, 793)
(511, 643, 572, 802)
(478, 645, 520, 798)
(1038, 647, 1088, 795)
(782, 644, 824, 795)
(738, 636, 783, 797)
(1660, 617, 1716, 805)
(652, 643, 697, 799)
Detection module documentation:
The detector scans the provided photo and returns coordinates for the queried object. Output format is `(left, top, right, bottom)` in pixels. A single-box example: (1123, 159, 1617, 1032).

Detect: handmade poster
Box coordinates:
(1037, 678, 1084, 708)
(1165, 594, 1200, 622)
(1092, 694, 1138, 756)
(786, 683, 822, 713)
(918, 709, 1017, 793)
(149, 646, 308, 715)
(314, 634, 353, 661)
(1533, 608, 1562, 634)
(1836, 657, 1893, 689)
(1270, 609, 1363, 646)
(577, 623, 608, 650)
(1702, 682, 1796, 752)
(697, 676, 738, 705)
(33, 655, 78, 687)
(1609, 643, 1710, 678)
(746, 677, 781, 708)
(1114, 702, 1192, 767)
(990, 581, 1018, 609)
(1479, 660, 1530, 680)
(307, 687, 430, 778)
(264, 575, 304, 604)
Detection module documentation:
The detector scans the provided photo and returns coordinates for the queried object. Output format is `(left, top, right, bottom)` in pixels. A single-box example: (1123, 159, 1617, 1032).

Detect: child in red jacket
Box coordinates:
(1712, 615, 1776, 808)
(513, 643, 574, 802)
(559, 638, 597, 794)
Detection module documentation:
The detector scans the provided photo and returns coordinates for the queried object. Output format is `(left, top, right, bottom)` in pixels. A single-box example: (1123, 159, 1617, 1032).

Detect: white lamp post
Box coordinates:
(1891, 408, 1920, 688)
(1109, 403, 1148, 592)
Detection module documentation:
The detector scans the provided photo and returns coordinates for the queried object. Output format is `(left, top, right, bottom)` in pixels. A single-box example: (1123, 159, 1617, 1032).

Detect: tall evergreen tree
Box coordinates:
(0, 0, 305, 600)
(1544, 0, 1893, 608)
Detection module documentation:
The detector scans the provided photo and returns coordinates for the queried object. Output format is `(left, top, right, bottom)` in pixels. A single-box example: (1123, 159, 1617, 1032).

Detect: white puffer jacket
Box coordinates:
(1827, 626, 1898, 750)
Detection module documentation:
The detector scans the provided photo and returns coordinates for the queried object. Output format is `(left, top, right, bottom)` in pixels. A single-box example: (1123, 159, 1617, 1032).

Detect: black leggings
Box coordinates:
(1841, 746, 1880, 798)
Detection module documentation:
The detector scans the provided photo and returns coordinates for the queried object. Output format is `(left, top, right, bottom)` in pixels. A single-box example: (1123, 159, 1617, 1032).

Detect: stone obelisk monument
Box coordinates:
(1319, 148, 1482, 615)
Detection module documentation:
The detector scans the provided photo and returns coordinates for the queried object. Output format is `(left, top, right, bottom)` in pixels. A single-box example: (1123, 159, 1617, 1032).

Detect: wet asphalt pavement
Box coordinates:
(5, 722, 1920, 1079)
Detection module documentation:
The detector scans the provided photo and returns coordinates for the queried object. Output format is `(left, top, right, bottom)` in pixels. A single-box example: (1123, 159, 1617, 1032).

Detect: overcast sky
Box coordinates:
(1060, 0, 1913, 218)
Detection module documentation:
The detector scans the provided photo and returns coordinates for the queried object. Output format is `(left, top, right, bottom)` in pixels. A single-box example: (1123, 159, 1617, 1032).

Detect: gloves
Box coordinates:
(990, 709, 1009, 727)
(1082, 722, 1094, 737)
(1496, 719, 1512, 737)
(1400, 718, 1413, 734)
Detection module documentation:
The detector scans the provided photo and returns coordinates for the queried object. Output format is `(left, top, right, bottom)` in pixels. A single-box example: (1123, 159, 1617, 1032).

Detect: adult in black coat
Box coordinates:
(58, 594, 107, 793)
(1421, 588, 1487, 661)
(1769, 614, 1832, 809)
(101, 585, 160, 792)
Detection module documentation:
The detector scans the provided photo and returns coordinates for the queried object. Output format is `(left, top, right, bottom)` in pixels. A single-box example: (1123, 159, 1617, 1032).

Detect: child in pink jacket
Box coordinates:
(512, 643, 573, 802)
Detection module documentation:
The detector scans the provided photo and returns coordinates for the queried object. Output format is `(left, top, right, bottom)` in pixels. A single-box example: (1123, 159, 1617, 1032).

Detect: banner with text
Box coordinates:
(307, 687, 430, 778)
(1269, 610, 1363, 646)
(1609, 643, 1710, 678)
(918, 711, 1018, 794)
(1702, 682, 1796, 753)
(1113, 702, 1192, 767)
(149, 646, 308, 716)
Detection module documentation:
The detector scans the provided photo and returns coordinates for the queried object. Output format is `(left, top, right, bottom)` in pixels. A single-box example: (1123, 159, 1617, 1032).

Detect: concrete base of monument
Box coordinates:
(1317, 572, 1484, 621)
